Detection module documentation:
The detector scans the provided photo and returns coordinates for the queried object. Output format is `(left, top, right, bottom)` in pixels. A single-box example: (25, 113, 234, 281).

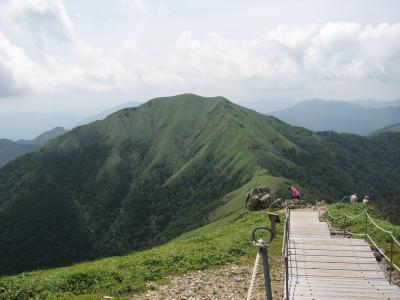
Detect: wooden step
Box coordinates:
(286, 211, 400, 299)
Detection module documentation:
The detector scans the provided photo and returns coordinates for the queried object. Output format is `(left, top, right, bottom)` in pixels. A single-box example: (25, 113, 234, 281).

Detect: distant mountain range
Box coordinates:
(75, 101, 140, 126)
(272, 99, 400, 135)
(242, 98, 299, 114)
(16, 127, 68, 145)
(370, 122, 400, 136)
(355, 99, 400, 108)
(0, 102, 141, 168)
(0, 127, 67, 167)
(1, 94, 400, 276)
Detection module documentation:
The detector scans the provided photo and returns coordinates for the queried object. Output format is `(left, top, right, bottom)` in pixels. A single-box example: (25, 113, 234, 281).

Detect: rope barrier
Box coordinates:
(344, 210, 366, 219)
(367, 235, 400, 273)
(344, 229, 366, 236)
(366, 212, 393, 234)
(326, 208, 344, 220)
(393, 235, 400, 247)
(246, 251, 261, 300)
(323, 204, 400, 281)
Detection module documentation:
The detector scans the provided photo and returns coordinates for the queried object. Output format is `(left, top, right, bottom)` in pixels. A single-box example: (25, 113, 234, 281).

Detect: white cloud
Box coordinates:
(163, 22, 400, 91)
(0, 31, 35, 96)
(1, 0, 74, 42)
(0, 0, 399, 101)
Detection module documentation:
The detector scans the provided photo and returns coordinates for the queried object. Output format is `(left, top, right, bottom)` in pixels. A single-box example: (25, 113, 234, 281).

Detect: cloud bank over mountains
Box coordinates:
(0, 0, 399, 102)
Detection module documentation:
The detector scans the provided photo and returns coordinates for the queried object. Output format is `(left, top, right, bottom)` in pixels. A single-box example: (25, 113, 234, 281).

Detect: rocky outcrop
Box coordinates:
(244, 186, 288, 210)
(245, 186, 272, 211)
(244, 186, 311, 211)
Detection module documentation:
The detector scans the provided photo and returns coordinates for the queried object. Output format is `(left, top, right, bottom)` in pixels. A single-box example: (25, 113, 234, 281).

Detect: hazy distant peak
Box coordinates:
(17, 127, 68, 145)
(272, 99, 400, 135)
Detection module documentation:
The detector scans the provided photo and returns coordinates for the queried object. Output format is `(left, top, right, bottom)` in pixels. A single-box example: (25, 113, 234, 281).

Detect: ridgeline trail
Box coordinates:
(286, 210, 400, 299)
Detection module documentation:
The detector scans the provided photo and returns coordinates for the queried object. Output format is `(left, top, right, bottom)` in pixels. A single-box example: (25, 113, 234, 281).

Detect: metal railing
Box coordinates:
(282, 200, 290, 300)
(317, 200, 400, 284)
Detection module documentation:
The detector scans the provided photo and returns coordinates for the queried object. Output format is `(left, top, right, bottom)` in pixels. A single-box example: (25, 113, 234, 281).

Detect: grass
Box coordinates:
(0, 210, 284, 300)
(323, 203, 400, 267)
(176, 169, 290, 240)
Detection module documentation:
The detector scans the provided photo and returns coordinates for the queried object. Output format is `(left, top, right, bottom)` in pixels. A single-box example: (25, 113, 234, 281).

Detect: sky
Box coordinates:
(0, 0, 400, 139)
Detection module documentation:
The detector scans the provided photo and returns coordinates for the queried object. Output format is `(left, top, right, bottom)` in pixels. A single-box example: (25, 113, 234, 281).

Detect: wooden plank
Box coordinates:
(291, 287, 400, 296)
(291, 290, 400, 300)
(289, 269, 385, 278)
(289, 262, 382, 271)
(289, 258, 380, 264)
(291, 285, 400, 293)
(287, 211, 400, 299)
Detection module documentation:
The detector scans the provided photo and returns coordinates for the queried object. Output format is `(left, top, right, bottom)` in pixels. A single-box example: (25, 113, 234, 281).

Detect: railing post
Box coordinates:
(284, 210, 290, 300)
(285, 255, 289, 299)
(251, 227, 274, 300)
(343, 215, 347, 237)
(260, 246, 273, 300)
(365, 213, 368, 239)
(389, 236, 394, 284)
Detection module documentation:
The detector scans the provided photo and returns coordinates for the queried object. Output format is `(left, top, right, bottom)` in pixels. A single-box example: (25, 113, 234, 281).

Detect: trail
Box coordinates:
(134, 262, 283, 300)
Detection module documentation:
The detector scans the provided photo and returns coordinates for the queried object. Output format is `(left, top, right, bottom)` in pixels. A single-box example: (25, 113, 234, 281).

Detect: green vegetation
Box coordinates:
(370, 121, 400, 136)
(323, 203, 400, 266)
(0, 139, 36, 167)
(0, 210, 283, 300)
(0, 93, 399, 276)
(0, 127, 67, 167)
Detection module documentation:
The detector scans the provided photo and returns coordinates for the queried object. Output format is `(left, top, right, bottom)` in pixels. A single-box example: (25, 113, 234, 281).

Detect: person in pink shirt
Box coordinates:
(289, 185, 301, 200)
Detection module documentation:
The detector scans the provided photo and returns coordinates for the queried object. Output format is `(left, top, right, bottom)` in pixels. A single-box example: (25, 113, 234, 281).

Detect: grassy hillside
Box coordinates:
(0, 94, 297, 275)
(323, 203, 400, 266)
(1, 93, 400, 276)
(0, 210, 283, 300)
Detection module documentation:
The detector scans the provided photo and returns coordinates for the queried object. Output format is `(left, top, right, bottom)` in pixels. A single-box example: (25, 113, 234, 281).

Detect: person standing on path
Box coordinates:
(350, 193, 358, 203)
(289, 185, 301, 200)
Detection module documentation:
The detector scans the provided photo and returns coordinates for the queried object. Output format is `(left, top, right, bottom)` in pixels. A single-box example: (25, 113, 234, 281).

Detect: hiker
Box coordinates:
(288, 185, 301, 200)
(363, 195, 369, 205)
(350, 193, 358, 203)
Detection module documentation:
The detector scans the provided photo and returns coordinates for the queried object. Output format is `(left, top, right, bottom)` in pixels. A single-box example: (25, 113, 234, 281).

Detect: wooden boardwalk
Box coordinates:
(287, 211, 400, 299)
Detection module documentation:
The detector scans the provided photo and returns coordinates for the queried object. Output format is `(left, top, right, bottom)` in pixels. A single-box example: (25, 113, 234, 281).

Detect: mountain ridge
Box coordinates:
(0, 94, 399, 276)
(272, 99, 400, 135)
(0, 127, 68, 168)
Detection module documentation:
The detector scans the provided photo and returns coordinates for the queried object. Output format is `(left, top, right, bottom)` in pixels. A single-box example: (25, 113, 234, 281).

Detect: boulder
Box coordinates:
(245, 186, 274, 211)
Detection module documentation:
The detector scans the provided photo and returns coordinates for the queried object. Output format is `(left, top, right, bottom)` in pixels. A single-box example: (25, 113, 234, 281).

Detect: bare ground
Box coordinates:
(133, 262, 283, 300)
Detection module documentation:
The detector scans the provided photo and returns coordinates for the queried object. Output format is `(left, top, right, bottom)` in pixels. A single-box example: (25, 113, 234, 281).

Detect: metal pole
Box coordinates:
(251, 227, 274, 300)
(285, 255, 289, 299)
(260, 246, 273, 300)
(389, 236, 393, 284)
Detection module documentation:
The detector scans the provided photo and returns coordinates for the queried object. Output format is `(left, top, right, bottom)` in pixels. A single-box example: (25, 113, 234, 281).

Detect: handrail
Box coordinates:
(344, 210, 366, 219)
(326, 207, 345, 220)
(324, 204, 400, 284)
(393, 235, 400, 247)
(366, 212, 393, 234)
(366, 234, 400, 272)
(282, 200, 290, 300)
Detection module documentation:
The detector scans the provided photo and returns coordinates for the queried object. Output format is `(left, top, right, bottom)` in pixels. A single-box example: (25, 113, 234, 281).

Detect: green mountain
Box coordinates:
(1, 94, 400, 276)
(17, 126, 68, 146)
(0, 139, 36, 168)
(370, 122, 400, 136)
(0, 127, 68, 168)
